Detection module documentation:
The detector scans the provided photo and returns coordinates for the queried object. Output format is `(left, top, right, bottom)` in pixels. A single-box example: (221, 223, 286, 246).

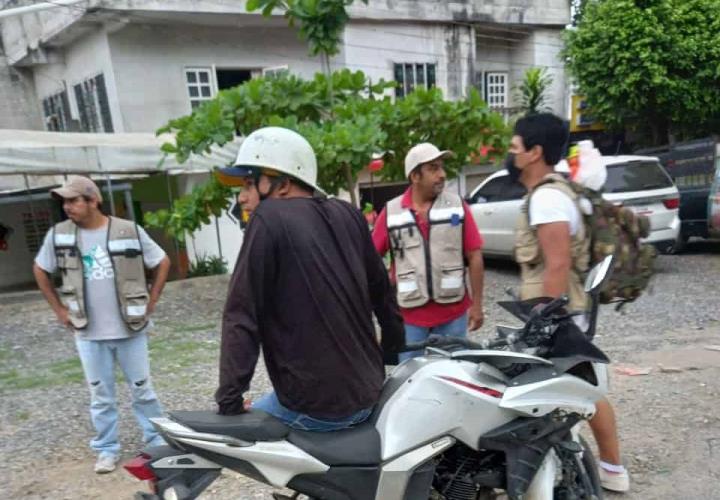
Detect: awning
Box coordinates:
(0, 129, 240, 193)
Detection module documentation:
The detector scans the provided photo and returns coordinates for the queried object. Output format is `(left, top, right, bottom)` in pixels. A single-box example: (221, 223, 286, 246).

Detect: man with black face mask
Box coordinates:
(510, 113, 630, 493)
(215, 127, 404, 432)
(504, 152, 522, 183)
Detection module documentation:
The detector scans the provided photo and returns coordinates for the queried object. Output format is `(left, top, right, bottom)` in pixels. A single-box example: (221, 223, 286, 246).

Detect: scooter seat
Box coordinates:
(287, 422, 381, 466)
(169, 410, 290, 442)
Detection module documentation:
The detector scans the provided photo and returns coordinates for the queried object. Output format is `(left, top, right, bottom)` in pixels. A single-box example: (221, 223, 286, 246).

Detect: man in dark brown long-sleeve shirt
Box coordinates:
(215, 127, 404, 431)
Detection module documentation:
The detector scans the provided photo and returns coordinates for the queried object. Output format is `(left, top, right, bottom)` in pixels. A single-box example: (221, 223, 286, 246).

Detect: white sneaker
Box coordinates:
(94, 454, 119, 474)
(598, 466, 630, 492)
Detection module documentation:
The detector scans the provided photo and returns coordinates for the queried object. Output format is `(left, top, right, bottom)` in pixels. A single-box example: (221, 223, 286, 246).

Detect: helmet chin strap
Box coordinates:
(258, 175, 288, 202)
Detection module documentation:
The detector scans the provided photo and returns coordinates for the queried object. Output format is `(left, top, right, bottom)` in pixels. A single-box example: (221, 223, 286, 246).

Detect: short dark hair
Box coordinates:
(513, 113, 569, 165)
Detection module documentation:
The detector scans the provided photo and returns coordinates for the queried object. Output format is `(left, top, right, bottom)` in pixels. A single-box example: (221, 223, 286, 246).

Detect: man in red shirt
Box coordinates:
(373, 143, 485, 360)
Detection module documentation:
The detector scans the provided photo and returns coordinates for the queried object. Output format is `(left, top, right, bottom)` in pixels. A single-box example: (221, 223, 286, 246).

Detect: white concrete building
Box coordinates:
(2, 0, 570, 133)
(0, 0, 570, 276)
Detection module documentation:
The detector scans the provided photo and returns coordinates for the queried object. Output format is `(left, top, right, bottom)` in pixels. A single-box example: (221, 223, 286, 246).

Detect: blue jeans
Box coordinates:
(252, 392, 372, 432)
(75, 334, 165, 457)
(400, 313, 468, 362)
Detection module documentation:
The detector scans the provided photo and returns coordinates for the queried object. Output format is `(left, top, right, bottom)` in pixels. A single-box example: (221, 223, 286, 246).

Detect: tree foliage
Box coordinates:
(515, 67, 553, 115)
(148, 71, 509, 238)
(143, 176, 231, 242)
(563, 0, 720, 145)
(246, 0, 366, 57)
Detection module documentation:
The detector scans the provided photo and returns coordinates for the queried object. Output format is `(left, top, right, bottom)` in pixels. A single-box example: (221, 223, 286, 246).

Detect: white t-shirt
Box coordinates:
(529, 186, 590, 329)
(528, 187, 581, 235)
(35, 222, 166, 340)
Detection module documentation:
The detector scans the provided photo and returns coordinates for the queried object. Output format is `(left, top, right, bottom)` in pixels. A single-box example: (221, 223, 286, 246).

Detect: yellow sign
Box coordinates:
(570, 95, 604, 133)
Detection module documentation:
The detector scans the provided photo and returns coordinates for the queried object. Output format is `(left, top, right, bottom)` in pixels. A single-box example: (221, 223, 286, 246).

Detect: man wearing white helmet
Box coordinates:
(372, 143, 486, 361)
(215, 127, 404, 431)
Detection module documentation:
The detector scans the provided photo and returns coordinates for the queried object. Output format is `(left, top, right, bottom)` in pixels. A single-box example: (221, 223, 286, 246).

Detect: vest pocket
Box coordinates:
(437, 265, 465, 298)
(58, 251, 80, 269)
(396, 270, 422, 302)
(124, 292, 149, 320)
(58, 285, 84, 318)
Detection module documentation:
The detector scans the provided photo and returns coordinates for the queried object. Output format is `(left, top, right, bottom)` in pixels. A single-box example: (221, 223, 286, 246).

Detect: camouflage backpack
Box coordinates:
(536, 176, 657, 305)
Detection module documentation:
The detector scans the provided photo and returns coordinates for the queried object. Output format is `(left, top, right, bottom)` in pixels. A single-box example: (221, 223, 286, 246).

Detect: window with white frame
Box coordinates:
(394, 63, 436, 98)
(485, 72, 508, 108)
(73, 74, 113, 133)
(262, 65, 289, 79)
(185, 68, 216, 109)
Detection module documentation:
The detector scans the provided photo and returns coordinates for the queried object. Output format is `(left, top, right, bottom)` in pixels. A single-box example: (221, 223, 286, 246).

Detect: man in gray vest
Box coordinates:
(372, 143, 485, 361)
(33, 176, 171, 474)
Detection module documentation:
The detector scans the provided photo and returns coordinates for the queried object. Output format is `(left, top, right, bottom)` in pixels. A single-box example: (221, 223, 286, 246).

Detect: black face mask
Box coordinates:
(505, 153, 521, 183)
(258, 174, 288, 202)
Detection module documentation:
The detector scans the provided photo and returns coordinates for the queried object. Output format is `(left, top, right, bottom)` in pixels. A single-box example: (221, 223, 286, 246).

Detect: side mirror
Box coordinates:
(584, 255, 614, 293)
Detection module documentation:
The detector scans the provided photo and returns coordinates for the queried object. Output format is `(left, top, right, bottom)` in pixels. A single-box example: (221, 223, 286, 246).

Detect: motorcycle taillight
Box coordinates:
(123, 453, 157, 481)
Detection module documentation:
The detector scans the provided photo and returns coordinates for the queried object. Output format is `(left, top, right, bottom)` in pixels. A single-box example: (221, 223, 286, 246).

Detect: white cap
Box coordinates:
(404, 143, 454, 178)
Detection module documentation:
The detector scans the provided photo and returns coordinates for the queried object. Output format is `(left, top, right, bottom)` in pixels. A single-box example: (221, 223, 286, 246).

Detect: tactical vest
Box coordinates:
(386, 190, 466, 309)
(514, 173, 591, 312)
(53, 217, 150, 332)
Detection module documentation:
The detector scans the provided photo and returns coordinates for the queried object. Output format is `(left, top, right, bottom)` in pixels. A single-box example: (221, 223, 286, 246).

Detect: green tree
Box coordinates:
(515, 67, 554, 115)
(148, 71, 508, 238)
(563, 0, 720, 145)
(571, 0, 591, 25)
(246, 0, 366, 74)
(144, 0, 509, 239)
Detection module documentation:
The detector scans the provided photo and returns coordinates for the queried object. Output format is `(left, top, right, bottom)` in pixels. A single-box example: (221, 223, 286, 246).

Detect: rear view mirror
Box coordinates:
(584, 255, 614, 293)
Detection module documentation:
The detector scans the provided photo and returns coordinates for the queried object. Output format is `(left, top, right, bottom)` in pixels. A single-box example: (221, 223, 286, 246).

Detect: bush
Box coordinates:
(187, 254, 228, 278)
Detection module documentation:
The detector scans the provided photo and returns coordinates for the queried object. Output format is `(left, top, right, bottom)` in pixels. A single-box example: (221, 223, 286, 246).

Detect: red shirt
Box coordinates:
(372, 187, 484, 327)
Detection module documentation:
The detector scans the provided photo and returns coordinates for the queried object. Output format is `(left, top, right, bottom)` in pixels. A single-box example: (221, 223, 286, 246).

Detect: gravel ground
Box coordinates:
(1, 240, 719, 499)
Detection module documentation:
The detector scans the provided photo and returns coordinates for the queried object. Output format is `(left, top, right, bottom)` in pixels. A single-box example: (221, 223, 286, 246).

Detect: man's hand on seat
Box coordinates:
(217, 397, 248, 415)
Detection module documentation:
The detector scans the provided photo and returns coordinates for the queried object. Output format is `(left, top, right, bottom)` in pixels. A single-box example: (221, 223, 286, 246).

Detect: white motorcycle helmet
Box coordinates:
(231, 126, 326, 196)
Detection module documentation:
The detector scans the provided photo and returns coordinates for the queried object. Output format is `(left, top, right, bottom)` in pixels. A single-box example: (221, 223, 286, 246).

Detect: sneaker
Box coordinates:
(598, 466, 630, 492)
(94, 454, 119, 474)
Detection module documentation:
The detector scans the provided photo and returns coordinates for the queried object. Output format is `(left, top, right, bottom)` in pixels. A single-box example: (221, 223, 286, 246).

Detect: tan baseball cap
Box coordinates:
(404, 143, 454, 178)
(51, 176, 103, 202)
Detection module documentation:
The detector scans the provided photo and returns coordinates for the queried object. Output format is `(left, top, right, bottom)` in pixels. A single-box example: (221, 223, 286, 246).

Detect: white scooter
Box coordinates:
(125, 256, 615, 500)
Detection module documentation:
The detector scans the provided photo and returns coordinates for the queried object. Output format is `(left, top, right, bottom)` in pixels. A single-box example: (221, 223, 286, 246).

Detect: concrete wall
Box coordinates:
(351, 0, 569, 26)
(107, 23, 322, 133)
(342, 21, 475, 100)
(0, 56, 42, 129)
(176, 172, 244, 273)
(529, 29, 567, 116)
(475, 29, 566, 116)
(0, 198, 58, 290)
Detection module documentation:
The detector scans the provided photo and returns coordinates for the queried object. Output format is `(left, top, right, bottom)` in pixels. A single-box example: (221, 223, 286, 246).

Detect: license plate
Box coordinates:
(631, 206, 653, 216)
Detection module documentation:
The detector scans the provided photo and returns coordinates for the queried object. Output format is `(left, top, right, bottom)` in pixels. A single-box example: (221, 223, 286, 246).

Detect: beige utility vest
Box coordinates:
(515, 174, 590, 312)
(53, 217, 150, 331)
(386, 190, 466, 309)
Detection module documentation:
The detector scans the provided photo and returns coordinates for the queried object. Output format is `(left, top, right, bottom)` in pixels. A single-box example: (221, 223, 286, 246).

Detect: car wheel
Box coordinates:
(663, 233, 688, 254)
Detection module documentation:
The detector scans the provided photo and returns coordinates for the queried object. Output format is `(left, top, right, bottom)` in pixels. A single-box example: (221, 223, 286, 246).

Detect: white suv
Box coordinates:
(467, 155, 681, 257)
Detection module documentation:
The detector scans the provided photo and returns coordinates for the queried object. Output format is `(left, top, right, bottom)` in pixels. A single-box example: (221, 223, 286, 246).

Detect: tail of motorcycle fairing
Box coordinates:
(125, 445, 221, 500)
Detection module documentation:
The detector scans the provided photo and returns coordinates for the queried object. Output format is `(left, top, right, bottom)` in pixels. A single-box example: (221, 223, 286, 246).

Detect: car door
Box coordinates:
(468, 173, 527, 257)
(709, 153, 720, 236)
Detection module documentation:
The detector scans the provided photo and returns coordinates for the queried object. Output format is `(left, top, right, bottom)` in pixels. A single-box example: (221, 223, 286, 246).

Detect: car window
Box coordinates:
(604, 161, 674, 193)
(471, 176, 527, 203)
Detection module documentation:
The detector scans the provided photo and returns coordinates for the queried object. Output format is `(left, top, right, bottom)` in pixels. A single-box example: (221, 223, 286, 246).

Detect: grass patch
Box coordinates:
(0, 332, 218, 393)
(0, 346, 12, 363)
(0, 356, 84, 392)
(153, 321, 218, 334)
(149, 337, 217, 370)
